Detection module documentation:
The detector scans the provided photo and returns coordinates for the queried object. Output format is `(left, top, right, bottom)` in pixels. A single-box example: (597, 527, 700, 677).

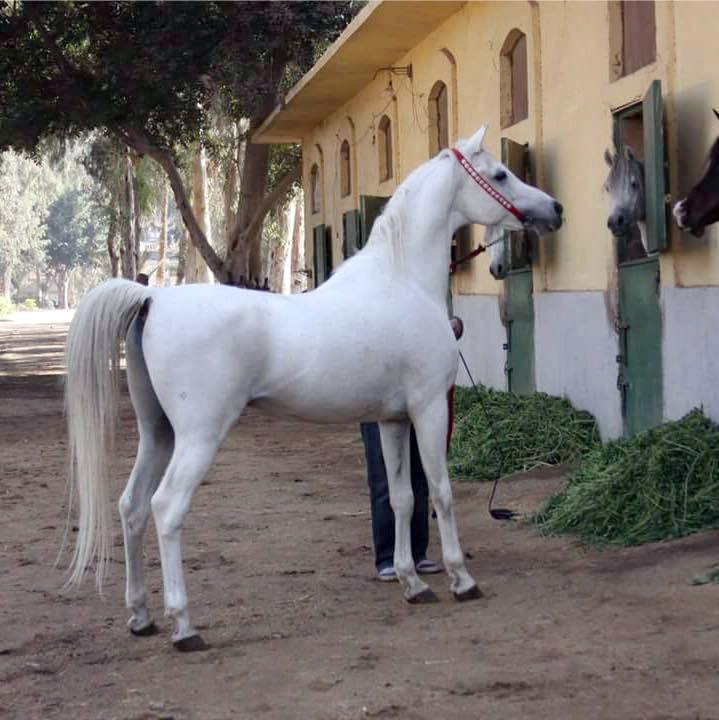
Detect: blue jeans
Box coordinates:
(360, 422, 430, 571)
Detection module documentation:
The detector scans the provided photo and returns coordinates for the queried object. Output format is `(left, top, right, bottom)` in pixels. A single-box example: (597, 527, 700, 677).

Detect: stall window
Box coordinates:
(610, 1, 656, 80)
(310, 164, 320, 214)
(501, 30, 528, 129)
(340, 140, 351, 197)
(378, 115, 393, 182)
(428, 81, 449, 157)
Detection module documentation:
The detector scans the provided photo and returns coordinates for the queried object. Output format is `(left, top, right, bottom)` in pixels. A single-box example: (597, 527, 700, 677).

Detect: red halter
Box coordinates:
(451, 148, 526, 222)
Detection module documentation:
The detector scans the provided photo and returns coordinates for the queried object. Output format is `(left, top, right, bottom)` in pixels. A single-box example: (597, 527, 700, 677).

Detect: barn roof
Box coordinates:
(252, 0, 465, 144)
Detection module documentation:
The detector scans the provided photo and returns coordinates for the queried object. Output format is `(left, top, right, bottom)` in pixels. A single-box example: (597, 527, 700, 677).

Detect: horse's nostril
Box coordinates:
(554, 201, 563, 216)
(616, 215, 624, 226)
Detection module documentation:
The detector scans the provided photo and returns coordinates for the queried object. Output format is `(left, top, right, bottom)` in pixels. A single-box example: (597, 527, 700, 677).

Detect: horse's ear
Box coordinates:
(466, 125, 488, 156)
(713, 108, 719, 122)
(604, 148, 613, 167)
(624, 146, 636, 161)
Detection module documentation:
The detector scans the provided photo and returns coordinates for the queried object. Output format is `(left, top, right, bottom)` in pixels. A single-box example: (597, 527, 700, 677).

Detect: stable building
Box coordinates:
(254, 0, 719, 439)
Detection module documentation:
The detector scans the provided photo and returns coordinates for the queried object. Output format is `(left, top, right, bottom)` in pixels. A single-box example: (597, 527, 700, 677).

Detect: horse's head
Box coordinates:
(484, 225, 509, 280)
(452, 126, 563, 236)
(673, 110, 719, 237)
(604, 144, 645, 237)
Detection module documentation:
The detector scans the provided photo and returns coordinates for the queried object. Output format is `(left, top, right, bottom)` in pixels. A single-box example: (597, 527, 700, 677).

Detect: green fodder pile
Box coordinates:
(536, 409, 719, 546)
(449, 386, 601, 481)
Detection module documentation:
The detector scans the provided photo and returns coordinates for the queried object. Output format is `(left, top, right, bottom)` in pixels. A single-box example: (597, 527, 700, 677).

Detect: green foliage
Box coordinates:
(536, 410, 719, 546)
(45, 188, 107, 273)
(0, 2, 360, 154)
(21, 297, 37, 310)
(0, 148, 49, 282)
(0, 296, 14, 316)
(449, 386, 601, 481)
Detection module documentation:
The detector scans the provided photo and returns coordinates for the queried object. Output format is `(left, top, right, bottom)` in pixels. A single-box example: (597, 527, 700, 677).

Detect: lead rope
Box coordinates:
(457, 350, 518, 521)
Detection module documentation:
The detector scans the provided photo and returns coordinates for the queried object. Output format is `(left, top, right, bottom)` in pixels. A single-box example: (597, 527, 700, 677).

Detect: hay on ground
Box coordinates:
(535, 409, 719, 546)
(449, 386, 600, 481)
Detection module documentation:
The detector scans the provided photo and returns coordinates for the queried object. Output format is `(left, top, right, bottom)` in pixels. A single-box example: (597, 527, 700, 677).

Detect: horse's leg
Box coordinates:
(378, 421, 435, 603)
(119, 426, 172, 636)
(151, 433, 223, 651)
(120, 315, 174, 636)
(412, 397, 480, 600)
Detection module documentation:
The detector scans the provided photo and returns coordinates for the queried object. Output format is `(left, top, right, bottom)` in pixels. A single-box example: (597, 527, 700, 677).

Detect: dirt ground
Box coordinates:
(1, 312, 719, 720)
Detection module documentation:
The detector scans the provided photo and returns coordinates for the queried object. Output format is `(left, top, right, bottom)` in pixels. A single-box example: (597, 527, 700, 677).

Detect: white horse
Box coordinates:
(64, 125, 563, 651)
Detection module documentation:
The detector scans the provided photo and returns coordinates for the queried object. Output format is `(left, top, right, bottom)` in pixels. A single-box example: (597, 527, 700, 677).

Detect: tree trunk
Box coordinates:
(290, 192, 305, 293)
(176, 227, 188, 285)
(229, 139, 270, 285)
(106, 212, 120, 278)
(185, 146, 212, 284)
(120, 148, 137, 279)
(132, 163, 142, 276)
(157, 182, 169, 287)
(1, 265, 12, 301)
(282, 195, 300, 294)
(58, 270, 69, 309)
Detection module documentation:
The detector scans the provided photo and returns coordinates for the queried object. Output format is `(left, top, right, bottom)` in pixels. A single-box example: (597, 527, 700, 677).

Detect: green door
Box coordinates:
(360, 195, 388, 245)
(614, 80, 666, 435)
(617, 258, 663, 435)
(313, 224, 333, 286)
(342, 209, 361, 258)
(505, 269, 535, 394)
(313, 224, 326, 285)
(501, 137, 535, 394)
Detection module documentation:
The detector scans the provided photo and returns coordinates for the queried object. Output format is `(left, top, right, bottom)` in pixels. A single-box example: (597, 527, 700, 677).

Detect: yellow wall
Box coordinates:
(303, 0, 719, 292)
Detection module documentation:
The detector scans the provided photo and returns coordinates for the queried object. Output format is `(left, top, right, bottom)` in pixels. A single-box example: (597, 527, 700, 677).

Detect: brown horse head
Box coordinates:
(673, 109, 719, 237)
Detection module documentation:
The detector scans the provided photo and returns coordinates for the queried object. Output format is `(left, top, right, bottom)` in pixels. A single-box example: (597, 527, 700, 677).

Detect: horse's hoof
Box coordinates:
(453, 584, 483, 602)
(173, 634, 209, 652)
(130, 621, 159, 637)
(407, 588, 439, 604)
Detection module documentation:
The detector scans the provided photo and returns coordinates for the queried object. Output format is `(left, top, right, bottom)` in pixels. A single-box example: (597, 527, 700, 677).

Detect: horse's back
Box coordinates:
(138, 279, 457, 426)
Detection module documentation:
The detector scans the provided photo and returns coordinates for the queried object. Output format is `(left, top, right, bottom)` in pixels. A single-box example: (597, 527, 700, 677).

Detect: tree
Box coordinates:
(0, 150, 48, 299)
(0, 1, 360, 284)
(45, 187, 108, 306)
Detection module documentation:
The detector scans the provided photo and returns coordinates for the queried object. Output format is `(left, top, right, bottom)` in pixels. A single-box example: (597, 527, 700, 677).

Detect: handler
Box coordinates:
(361, 315, 463, 582)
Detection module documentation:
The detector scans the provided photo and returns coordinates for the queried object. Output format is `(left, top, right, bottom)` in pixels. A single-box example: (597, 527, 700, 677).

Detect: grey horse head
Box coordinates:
(604, 144, 645, 237)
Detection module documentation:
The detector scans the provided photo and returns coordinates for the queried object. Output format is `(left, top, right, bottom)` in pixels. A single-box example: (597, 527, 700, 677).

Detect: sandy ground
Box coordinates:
(1, 311, 719, 720)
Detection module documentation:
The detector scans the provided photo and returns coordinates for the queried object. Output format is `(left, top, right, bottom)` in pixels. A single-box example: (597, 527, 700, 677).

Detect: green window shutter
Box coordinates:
(313, 224, 326, 285)
(643, 79, 667, 253)
(324, 225, 333, 277)
(500, 138, 532, 270)
(342, 210, 362, 258)
(360, 195, 389, 247)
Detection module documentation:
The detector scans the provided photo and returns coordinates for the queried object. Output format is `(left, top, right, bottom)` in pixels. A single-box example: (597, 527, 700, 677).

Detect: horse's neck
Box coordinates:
(394, 158, 457, 305)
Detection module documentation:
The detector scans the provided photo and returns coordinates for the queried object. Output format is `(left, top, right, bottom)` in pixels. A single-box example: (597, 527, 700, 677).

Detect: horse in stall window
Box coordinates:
(604, 140, 648, 261)
(63, 125, 563, 651)
(673, 109, 719, 236)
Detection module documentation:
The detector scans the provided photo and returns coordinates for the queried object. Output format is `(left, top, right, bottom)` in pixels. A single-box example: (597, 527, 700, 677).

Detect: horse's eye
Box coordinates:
(494, 170, 507, 182)
(630, 180, 638, 189)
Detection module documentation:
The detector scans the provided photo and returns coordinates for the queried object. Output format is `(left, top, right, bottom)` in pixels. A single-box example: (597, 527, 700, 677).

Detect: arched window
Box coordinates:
(378, 115, 393, 182)
(500, 30, 528, 129)
(609, 1, 656, 80)
(340, 140, 351, 197)
(310, 163, 320, 214)
(428, 81, 449, 157)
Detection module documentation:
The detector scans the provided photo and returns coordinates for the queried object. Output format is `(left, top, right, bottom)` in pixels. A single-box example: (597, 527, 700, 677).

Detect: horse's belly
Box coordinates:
(249, 383, 405, 424)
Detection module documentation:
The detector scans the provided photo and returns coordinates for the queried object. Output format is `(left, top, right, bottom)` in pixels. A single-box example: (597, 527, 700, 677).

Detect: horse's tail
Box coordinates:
(64, 278, 152, 591)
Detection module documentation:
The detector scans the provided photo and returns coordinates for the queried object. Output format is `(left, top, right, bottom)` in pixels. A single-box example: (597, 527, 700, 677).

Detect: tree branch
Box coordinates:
(116, 126, 227, 281)
(228, 161, 301, 255)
